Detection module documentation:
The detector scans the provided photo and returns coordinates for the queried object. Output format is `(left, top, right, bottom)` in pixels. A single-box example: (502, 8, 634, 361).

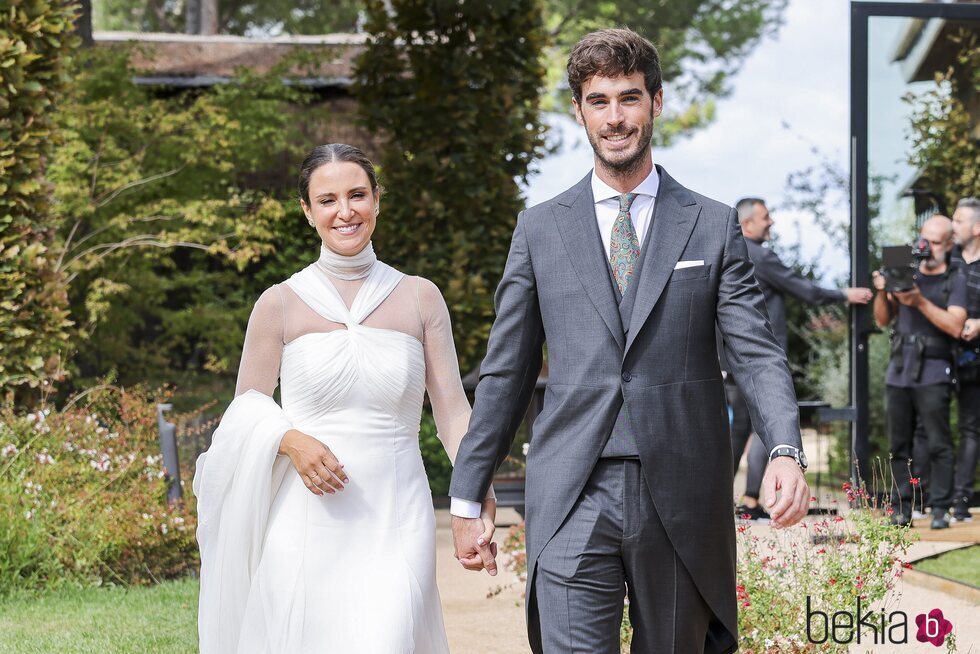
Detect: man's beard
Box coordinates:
(588, 118, 654, 178)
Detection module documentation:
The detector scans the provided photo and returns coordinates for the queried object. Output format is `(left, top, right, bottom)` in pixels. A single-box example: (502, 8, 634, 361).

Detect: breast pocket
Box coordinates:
(668, 263, 712, 283)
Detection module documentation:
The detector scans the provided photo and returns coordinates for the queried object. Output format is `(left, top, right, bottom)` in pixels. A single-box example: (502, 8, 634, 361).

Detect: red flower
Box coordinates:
(841, 482, 852, 491)
(828, 578, 837, 585)
(910, 477, 920, 486)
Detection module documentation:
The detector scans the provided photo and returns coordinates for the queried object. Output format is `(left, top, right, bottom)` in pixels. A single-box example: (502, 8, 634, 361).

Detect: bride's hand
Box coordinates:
(279, 429, 349, 496)
(479, 497, 497, 558)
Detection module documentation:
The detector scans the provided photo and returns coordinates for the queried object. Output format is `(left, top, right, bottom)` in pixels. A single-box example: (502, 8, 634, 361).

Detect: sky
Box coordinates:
(522, 0, 934, 285)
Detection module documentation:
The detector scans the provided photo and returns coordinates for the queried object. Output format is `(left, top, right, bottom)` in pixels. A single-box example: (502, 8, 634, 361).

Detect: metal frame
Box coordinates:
(849, 2, 980, 485)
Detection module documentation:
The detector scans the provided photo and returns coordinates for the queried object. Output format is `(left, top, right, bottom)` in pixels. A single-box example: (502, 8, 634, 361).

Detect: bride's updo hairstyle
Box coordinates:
(298, 144, 382, 204)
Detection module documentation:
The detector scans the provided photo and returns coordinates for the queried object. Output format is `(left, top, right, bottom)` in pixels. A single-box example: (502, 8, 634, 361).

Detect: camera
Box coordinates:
(880, 238, 931, 292)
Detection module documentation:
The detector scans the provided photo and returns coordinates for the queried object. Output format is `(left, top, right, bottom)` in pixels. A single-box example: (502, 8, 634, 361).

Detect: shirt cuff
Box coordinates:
(768, 443, 798, 461)
(450, 497, 482, 519)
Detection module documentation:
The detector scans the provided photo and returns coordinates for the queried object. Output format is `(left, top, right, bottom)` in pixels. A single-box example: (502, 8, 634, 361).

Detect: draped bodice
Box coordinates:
(279, 262, 427, 438)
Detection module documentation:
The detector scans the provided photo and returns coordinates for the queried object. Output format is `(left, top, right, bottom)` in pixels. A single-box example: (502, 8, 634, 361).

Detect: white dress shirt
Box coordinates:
(449, 167, 662, 519)
(591, 166, 660, 255)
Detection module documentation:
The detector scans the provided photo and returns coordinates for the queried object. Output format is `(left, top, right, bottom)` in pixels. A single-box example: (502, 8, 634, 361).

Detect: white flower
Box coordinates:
(522, 442, 530, 456)
(36, 450, 55, 465)
(764, 639, 774, 649)
(1, 444, 17, 457)
(24, 510, 34, 520)
(26, 414, 36, 423)
(90, 455, 111, 472)
(160, 524, 168, 535)
(142, 513, 151, 520)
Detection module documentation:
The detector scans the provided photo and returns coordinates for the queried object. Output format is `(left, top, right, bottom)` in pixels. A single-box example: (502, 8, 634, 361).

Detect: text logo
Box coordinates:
(915, 609, 953, 647)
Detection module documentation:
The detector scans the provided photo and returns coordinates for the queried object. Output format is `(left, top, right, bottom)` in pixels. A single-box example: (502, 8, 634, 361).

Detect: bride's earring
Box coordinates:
(306, 215, 314, 227)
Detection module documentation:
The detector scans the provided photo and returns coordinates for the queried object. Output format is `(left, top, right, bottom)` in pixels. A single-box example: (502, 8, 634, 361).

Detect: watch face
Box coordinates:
(798, 451, 808, 468)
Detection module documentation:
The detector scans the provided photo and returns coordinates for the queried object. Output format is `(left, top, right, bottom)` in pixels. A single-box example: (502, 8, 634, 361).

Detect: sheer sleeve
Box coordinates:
(418, 278, 494, 500)
(234, 285, 285, 397)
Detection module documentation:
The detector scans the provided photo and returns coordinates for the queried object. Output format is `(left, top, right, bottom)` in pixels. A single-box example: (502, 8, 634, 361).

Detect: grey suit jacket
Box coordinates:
(449, 166, 801, 651)
(744, 237, 846, 351)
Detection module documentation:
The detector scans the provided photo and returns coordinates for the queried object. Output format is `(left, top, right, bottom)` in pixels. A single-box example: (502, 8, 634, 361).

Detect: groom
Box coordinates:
(449, 28, 809, 654)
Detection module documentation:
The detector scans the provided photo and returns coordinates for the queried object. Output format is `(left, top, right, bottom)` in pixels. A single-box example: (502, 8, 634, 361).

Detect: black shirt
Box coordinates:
(886, 268, 967, 388)
(951, 246, 980, 320)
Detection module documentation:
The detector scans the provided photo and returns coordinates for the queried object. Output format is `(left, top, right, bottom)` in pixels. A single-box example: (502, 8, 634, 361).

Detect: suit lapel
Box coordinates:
(624, 166, 701, 355)
(553, 173, 626, 350)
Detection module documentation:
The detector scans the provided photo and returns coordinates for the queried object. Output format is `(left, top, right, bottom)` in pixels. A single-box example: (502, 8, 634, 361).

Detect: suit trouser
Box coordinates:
(886, 384, 954, 513)
(726, 380, 766, 500)
(530, 459, 712, 654)
(954, 381, 980, 507)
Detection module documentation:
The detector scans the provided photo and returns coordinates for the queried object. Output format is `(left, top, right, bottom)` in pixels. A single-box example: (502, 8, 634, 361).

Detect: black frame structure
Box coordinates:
(849, 1, 980, 484)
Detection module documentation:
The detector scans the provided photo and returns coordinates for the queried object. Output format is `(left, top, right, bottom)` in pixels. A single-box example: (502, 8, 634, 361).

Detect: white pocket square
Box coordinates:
(674, 260, 704, 270)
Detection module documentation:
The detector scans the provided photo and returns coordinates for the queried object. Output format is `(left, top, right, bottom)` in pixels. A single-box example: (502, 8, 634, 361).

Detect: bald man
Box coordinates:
(873, 215, 968, 529)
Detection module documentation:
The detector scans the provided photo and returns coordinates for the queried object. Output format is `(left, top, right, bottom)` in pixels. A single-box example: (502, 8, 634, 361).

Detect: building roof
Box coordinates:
(890, 16, 973, 83)
(93, 31, 367, 89)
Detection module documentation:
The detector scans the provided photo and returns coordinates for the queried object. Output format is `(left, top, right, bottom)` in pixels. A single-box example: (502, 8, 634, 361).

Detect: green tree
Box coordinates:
(355, 0, 549, 372)
(92, 0, 363, 35)
(544, 0, 787, 143)
(47, 48, 318, 401)
(905, 30, 980, 207)
(0, 1, 79, 403)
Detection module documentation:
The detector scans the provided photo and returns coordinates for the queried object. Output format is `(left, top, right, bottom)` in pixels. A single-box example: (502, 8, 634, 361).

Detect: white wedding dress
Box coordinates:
(194, 248, 476, 653)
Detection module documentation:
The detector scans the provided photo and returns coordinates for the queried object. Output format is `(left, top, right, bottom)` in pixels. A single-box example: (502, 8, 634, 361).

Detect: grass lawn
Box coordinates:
(0, 578, 199, 654)
(915, 545, 980, 588)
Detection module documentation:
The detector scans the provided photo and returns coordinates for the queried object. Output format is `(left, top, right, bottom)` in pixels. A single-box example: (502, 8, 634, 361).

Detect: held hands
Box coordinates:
(452, 498, 497, 576)
(871, 270, 886, 291)
(761, 457, 810, 528)
(279, 429, 349, 496)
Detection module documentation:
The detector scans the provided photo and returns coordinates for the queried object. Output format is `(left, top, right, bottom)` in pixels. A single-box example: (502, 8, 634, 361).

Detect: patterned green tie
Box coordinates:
(609, 192, 640, 295)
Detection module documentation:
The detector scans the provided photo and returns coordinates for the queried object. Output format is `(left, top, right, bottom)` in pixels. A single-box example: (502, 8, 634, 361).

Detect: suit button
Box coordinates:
(622, 372, 632, 382)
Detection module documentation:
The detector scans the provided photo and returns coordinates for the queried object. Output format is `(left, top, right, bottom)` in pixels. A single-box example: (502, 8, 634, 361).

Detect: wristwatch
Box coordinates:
(770, 445, 808, 472)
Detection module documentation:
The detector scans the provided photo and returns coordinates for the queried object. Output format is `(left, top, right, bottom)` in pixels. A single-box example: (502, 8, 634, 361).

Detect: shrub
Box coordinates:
(496, 483, 922, 653)
(0, 0, 78, 402)
(0, 386, 198, 596)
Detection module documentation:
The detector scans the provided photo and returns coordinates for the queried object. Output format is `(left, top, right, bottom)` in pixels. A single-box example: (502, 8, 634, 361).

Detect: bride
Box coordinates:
(194, 143, 496, 653)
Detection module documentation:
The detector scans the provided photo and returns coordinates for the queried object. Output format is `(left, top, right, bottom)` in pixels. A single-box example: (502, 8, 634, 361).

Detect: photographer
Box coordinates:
(873, 215, 967, 529)
(951, 198, 980, 522)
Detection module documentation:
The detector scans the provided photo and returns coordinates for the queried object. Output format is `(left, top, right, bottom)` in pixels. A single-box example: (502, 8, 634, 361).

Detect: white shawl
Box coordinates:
(193, 389, 293, 654)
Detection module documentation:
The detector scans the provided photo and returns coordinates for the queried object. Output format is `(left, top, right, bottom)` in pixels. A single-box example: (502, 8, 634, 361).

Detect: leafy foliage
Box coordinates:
(93, 0, 363, 35)
(355, 0, 549, 372)
(0, 386, 199, 595)
(905, 30, 980, 208)
(545, 0, 787, 144)
(0, 0, 79, 402)
(47, 48, 317, 401)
